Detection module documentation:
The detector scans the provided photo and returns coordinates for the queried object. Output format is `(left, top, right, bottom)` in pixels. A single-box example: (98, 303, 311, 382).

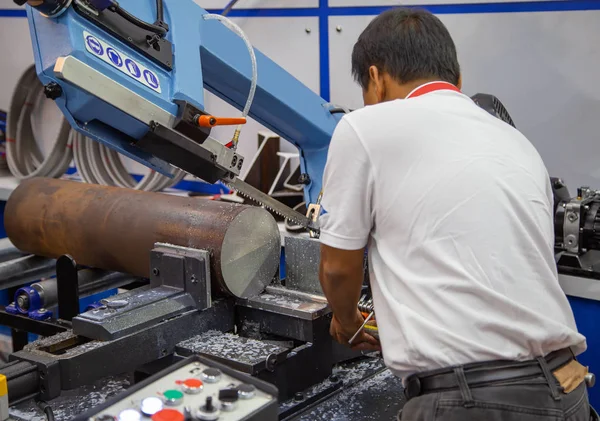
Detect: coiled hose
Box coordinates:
(6, 65, 73, 179)
(7, 65, 185, 191)
(72, 130, 185, 191)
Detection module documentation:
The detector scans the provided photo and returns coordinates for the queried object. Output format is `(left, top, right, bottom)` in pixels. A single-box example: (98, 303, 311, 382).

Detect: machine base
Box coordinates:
(8, 355, 404, 421)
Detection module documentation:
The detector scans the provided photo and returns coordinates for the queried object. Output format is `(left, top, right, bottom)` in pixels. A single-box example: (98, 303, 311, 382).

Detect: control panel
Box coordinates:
(74, 356, 278, 421)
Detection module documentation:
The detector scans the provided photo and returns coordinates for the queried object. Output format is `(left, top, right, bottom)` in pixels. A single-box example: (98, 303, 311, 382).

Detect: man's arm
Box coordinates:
(318, 117, 379, 351)
(319, 245, 365, 326)
(319, 245, 380, 351)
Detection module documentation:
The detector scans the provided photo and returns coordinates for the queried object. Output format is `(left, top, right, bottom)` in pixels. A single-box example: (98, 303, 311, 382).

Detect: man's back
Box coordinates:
(322, 88, 586, 378)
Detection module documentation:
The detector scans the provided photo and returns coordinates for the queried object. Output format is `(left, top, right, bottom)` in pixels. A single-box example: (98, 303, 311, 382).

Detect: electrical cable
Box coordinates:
(202, 14, 257, 150)
(6, 65, 73, 180)
(44, 406, 55, 421)
(109, 2, 167, 36)
(156, 0, 164, 23)
(37, 401, 55, 421)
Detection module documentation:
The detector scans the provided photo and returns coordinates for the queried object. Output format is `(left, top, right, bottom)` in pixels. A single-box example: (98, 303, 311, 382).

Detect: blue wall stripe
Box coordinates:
(3, 1, 600, 18)
(204, 8, 318, 17)
(319, 0, 330, 101)
(328, 1, 600, 15)
(0, 9, 25, 17)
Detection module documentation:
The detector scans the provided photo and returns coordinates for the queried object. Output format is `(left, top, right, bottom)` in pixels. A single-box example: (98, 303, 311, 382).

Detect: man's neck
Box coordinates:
(384, 78, 443, 101)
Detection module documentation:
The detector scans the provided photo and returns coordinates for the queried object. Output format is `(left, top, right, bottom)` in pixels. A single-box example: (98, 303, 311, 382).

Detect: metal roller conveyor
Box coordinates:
(0, 238, 27, 263)
(13, 270, 143, 314)
(0, 255, 56, 291)
(5, 178, 282, 298)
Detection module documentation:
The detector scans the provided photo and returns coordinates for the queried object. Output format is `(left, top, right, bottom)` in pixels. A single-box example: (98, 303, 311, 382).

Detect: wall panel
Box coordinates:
(0, 18, 33, 111)
(196, 0, 318, 9)
(204, 16, 320, 176)
(0, 0, 23, 9)
(329, 11, 600, 192)
(329, 0, 553, 6)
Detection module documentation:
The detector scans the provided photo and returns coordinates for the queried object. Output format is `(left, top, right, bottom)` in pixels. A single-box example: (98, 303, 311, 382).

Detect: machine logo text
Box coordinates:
(82, 31, 162, 94)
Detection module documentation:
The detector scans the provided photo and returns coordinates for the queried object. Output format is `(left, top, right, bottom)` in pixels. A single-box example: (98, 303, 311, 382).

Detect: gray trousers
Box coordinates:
(399, 374, 591, 420)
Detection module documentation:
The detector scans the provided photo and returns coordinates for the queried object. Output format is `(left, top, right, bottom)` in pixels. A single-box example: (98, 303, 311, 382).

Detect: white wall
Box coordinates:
(197, 0, 317, 8)
(204, 15, 320, 174)
(329, 0, 550, 5)
(1, 1, 599, 192)
(328, 10, 600, 192)
(0, 17, 33, 112)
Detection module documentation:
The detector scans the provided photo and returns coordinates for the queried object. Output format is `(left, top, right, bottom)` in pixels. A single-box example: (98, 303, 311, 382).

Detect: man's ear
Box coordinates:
(369, 66, 386, 103)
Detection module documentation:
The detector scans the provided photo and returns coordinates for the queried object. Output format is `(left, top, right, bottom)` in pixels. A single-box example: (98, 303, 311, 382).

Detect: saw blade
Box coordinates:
(224, 178, 317, 231)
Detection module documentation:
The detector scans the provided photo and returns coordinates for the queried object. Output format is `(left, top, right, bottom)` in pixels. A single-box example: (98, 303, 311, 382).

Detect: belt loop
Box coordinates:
(536, 356, 561, 401)
(453, 367, 474, 408)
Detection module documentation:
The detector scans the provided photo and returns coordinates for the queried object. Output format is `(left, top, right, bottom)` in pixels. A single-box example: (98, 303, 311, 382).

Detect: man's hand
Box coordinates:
(330, 309, 381, 352)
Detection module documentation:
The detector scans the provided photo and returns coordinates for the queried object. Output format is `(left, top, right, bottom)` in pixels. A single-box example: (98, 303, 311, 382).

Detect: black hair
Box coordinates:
(351, 8, 460, 89)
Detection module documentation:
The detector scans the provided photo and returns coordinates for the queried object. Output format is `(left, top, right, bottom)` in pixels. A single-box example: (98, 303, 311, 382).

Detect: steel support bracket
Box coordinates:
(149, 243, 212, 310)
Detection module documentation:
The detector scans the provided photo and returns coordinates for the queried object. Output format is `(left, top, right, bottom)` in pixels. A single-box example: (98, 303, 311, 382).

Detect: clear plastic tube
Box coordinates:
(203, 13, 257, 149)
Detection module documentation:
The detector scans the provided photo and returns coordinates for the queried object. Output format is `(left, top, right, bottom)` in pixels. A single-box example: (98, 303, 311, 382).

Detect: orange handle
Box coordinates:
(196, 115, 247, 128)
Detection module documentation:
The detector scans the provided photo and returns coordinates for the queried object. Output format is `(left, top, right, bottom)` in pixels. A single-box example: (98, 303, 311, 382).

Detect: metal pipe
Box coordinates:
(14, 270, 142, 313)
(6, 178, 281, 298)
(77, 269, 142, 297)
(0, 237, 26, 263)
(0, 255, 56, 290)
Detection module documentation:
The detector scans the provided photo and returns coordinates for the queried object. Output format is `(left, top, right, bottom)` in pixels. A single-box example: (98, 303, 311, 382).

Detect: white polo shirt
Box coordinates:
(319, 82, 587, 379)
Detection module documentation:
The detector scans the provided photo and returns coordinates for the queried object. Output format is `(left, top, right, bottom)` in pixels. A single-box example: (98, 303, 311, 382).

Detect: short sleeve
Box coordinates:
(319, 117, 374, 250)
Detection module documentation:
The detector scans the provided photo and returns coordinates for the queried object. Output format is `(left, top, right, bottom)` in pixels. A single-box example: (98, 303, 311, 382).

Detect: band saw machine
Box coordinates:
(20, 0, 337, 228)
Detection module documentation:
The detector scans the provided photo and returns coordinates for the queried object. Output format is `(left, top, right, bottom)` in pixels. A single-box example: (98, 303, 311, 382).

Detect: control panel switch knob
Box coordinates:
(196, 396, 220, 420)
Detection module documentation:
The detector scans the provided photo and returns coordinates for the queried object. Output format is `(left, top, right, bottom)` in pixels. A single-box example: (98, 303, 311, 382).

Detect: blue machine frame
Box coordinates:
(26, 0, 343, 205)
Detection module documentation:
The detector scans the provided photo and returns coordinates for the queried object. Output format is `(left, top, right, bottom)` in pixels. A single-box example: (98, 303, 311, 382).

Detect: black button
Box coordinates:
(237, 383, 256, 399)
(219, 388, 239, 402)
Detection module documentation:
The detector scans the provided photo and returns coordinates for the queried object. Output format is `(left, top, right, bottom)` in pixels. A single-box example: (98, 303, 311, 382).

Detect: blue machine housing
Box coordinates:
(26, 0, 342, 204)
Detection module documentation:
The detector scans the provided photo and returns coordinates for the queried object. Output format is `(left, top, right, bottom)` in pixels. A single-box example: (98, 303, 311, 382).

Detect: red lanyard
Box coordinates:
(406, 81, 460, 99)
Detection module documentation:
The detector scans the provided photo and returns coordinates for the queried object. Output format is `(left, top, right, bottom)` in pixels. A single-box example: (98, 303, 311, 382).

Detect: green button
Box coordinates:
(163, 389, 184, 405)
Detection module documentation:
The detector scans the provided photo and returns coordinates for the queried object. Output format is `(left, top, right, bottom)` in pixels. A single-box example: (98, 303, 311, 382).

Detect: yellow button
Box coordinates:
(0, 374, 8, 396)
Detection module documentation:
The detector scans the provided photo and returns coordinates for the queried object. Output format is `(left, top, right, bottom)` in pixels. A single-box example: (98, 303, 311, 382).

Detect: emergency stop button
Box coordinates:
(151, 409, 184, 421)
(181, 378, 203, 394)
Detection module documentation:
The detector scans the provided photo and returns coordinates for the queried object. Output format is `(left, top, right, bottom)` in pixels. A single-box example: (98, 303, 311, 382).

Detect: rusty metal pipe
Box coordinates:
(5, 178, 281, 298)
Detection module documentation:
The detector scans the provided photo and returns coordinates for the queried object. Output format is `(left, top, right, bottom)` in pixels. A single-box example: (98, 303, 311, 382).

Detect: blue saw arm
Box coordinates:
(24, 0, 342, 206)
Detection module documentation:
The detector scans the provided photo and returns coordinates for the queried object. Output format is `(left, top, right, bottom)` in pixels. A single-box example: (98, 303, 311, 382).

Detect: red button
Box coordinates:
(183, 378, 203, 388)
(151, 409, 184, 421)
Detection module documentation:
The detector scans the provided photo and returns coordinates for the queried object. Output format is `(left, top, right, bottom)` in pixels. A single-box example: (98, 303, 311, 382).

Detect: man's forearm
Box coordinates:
(319, 264, 364, 325)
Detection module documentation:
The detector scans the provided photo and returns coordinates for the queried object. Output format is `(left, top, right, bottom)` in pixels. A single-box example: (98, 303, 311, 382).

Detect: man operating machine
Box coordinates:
(318, 8, 593, 421)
